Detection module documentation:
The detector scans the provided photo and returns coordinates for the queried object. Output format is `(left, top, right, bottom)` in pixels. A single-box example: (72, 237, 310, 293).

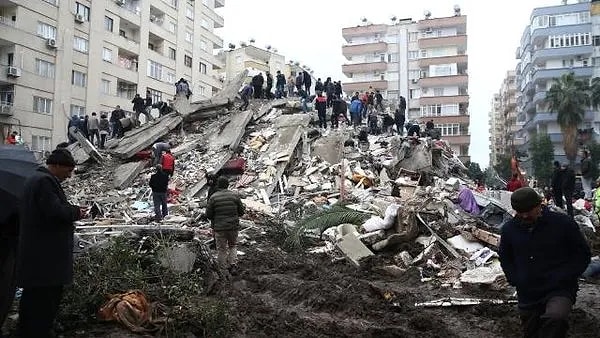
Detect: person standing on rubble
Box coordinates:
(551, 161, 564, 209)
(152, 141, 172, 166)
(275, 71, 286, 98)
(98, 114, 110, 149)
(561, 162, 576, 218)
(239, 83, 253, 111)
(161, 149, 175, 178)
(251, 73, 264, 99)
(131, 93, 145, 127)
(110, 105, 125, 139)
(287, 74, 295, 97)
(303, 71, 312, 96)
(265, 71, 274, 100)
(295, 72, 304, 95)
(149, 164, 169, 222)
(88, 112, 100, 146)
(206, 177, 245, 274)
(314, 92, 328, 129)
(394, 108, 405, 136)
(16, 149, 86, 337)
(499, 187, 590, 338)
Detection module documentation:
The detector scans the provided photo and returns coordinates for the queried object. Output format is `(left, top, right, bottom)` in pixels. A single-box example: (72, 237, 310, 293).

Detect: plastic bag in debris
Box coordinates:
(98, 290, 162, 333)
(469, 247, 498, 266)
(362, 204, 400, 232)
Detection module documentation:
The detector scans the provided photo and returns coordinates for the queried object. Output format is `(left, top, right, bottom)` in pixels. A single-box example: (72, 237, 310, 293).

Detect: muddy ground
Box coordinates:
(219, 229, 600, 338)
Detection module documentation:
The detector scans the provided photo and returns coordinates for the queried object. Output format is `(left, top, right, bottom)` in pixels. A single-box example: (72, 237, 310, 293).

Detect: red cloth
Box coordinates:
(5, 135, 16, 145)
(161, 153, 175, 171)
(506, 179, 524, 192)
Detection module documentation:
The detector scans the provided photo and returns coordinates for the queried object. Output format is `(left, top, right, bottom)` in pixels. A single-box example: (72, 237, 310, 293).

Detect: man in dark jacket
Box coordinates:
(238, 83, 253, 111)
(251, 73, 264, 99)
(580, 150, 593, 199)
(332, 95, 349, 127)
(295, 72, 304, 94)
(275, 71, 286, 98)
(561, 162, 576, 217)
(265, 71, 273, 99)
(16, 149, 84, 337)
(394, 109, 405, 136)
(131, 93, 145, 127)
(206, 177, 245, 273)
(110, 105, 125, 138)
(303, 71, 312, 96)
(314, 92, 327, 129)
(500, 187, 590, 338)
(551, 161, 563, 208)
(149, 165, 169, 221)
(314, 78, 324, 93)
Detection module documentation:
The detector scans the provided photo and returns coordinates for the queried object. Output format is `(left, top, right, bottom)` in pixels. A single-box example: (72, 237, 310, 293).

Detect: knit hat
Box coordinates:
(46, 148, 76, 167)
(510, 187, 542, 212)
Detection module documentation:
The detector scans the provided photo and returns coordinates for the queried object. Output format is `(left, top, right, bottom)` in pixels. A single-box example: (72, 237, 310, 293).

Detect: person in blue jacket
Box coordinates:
(499, 187, 590, 338)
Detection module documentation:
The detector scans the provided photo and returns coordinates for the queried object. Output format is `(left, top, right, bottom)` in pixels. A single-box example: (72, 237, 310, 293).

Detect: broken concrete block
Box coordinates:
(321, 182, 333, 190)
(159, 245, 197, 273)
(337, 223, 359, 237)
(358, 230, 386, 246)
(113, 161, 147, 190)
(447, 235, 485, 254)
(303, 183, 319, 192)
(376, 265, 407, 277)
(445, 177, 460, 191)
(459, 261, 504, 285)
(336, 233, 374, 267)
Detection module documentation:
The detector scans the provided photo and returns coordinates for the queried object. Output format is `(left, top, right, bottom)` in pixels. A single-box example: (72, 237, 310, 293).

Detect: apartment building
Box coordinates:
(489, 71, 520, 166)
(515, 0, 593, 165)
(220, 44, 285, 81)
(341, 8, 470, 163)
(0, 0, 225, 153)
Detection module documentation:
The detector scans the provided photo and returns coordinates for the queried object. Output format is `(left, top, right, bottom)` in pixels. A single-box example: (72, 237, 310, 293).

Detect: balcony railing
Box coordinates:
(0, 16, 15, 27)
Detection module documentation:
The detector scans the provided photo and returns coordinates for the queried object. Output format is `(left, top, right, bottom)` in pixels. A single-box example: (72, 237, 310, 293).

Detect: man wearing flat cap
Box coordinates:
(499, 187, 591, 337)
(16, 148, 86, 337)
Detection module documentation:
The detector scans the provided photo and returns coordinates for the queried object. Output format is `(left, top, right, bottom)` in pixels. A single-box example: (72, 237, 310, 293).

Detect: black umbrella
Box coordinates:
(0, 145, 40, 224)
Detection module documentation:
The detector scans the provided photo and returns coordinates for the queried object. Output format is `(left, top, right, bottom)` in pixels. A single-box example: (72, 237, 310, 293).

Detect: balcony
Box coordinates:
(110, 0, 141, 25)
(215, 0, 224, 8)
(342, 24, 387, 41)
(341, 61, 387, 76)
(342, 42, 387, 58)
(244, 60, 269, 72)
(442, 134, 471, 145)
(530, 23, 591, 45)
(515, 46, 521, 60)
(423, 114, 469, 124)
(203, 4, 224, 28)
(201, 27, 224, 49)
(532, 45, 592, 63)
(418, 34, 467, 49)
(532, 66, 592, 84)
(418, 15, 466, 31)
(532, 90, 546, 104)
(418, 74, 468, 87)
(342, 80, 388, 93)
(418, 54, 467, 67)
(419, 95, 469, 105)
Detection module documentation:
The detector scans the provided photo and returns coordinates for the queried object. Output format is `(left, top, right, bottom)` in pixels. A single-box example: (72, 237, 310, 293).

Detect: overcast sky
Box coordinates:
(219, 0, 564, 168)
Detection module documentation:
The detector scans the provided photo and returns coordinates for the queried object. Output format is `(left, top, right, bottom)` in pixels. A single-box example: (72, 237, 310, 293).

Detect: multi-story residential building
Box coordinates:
(341, 8, 470, 163)
(489, 71, 520, 166)
(592, 0, 600, 77)
(516, 0, 593, 165)
(0, 0, 225, 153)
(221, 44, 285, 81)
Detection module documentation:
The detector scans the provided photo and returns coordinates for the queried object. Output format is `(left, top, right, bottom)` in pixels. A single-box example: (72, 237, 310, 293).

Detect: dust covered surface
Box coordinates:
(219, 229, 600, 338)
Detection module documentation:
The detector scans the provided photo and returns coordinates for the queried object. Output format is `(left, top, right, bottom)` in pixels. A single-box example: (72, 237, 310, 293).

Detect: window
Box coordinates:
(420, 104, 459, 117)
(408, 69, 421, 80)
(148, 88, 162, 103)
(35, 59, 55, 78)
(33, 96, 52, 114)
(167, 21, 176, 33)
(433, 88, 444, 96)
(185, 30, 193, 43)
(169, 0, 178, 8)
(72, 70, 87, 87)
(408, 51, 419, 60)
(408, 32, 419, 42)
(186, 6, 194, 20)
(549, 33, 591, 48)
(75, 2, 90, 21)
(147, 60, 163, 79)
(430, 64, 455, 77)
(31, 135, 52, 153)
(73, 36, 89, 53)
(102, 48, 112, 62)
(70, 104, 86, 117)
(420, 49, 428, 58)
(168, 47, 176, 60)
(117, 82, 137, 99)
(435, 123, 461, 136)
(198, 85, 206, 96)
(199, 62, 207, 74)
(166, 72, 175, 83)
(199, 39, 207, 51)
(101, 79, 111, 94)
(37, 22, 56, 39)
(409, 89, 420, 99)
(201, 18, 209, 29)
(387, 53, 397, 62)
(184, 55, 192, 67)
(104, 16, 113, 32)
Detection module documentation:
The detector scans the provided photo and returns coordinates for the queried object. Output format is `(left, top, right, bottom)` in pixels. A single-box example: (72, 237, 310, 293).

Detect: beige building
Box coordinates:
(341, 8, 470, 162)
(0, 0, 225, 153)
(220, 44, 285, 81)
(489, 70, 520, 166)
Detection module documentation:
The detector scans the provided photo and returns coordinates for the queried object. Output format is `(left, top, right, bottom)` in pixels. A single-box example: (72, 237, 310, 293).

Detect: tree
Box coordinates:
(466, 161, 483, 181)
(586, 140, 600, 181)
(529, 133, 554, 187)
(493, 153, 513, 181)
(546, 72, 589, 165)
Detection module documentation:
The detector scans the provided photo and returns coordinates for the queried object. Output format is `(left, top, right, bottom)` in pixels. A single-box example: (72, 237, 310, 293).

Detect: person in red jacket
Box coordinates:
(507, 173, 525, 192)
(5, 131, 17, 145)
(160, 149, 175, 177)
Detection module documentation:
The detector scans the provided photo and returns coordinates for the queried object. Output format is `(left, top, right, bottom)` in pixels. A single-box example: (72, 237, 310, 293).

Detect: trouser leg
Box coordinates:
(520, 304, 544, 338)
(152, 193, 163, 220)
(160, 193, 168, 217)
(0, 238, 17, 329)
(539, 296, 572, 338)
(225, 230, 238, 266)
(17, 285, 63, 338)
(214, 231, 228, 269)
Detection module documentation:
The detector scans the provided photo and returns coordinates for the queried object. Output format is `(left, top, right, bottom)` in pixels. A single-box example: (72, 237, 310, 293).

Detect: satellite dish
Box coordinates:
(228, 43, 236, 49)
(289, 60, 294, 64)
(424, 10, 431, 19)
(360, 17, 367, 23)
(272, 48, 278, 53)
(294, 61, 300, 66)
(390, 16, 397, 22)
(249, 38, 255, 43)
(240, 41, 247, 47)
(265, 45, 271, 50)
(454, 5, 461, 15)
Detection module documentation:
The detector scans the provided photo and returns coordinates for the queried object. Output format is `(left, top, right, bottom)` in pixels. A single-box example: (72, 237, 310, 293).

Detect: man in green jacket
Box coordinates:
(206, 177, 245, 273)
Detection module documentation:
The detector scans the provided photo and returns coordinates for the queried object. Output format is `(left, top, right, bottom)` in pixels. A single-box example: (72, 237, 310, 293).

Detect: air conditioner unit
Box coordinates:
(115, 0, 125, 6)
(74, 13, 84, 23)
(7, 66, 21, 78)
(425, 27, 433, 34)
(47, 38, 57, 49)
(411, 79, 418, 84)
(0, 104, 13, 116)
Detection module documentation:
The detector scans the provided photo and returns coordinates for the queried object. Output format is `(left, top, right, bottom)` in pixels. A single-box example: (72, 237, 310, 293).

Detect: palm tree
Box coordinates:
(545, 72, 589, 165)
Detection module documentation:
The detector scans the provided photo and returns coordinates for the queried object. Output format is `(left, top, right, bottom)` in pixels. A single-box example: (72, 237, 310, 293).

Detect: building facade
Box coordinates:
(220, 44, 285, 82)
(515, 0, 593, 165)
(489, 70, 520, 166)
(341, 8, 470, 162)
(0, 0, 225, 153)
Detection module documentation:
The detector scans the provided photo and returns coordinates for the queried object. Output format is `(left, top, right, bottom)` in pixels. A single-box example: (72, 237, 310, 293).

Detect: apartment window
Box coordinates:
(198, 85, 206, 96)
(31, 135, 52, 153)
(435, 123, 460, 136)
(7, 53, 13, 67)
(37, 22, 57, 39)
(409, 89, 420, 99)
(166, 72, 175, 83)
(199, 62, 207, 74)
(420, 49, 428, 58)
(70, 104, 86, 117)
(433, 88, 444, 96)
(186, 6, 194, 20)
(33, 96, 53, 114)
(102, 48, 112, 62)
(185, 30, 193, 43)
(73, 36, 89, 53)
(168, 48, 176, 60)
(408, 32, 419, 42)
(117, 82, 137, 99)
(35, 59, 55, 78)
(104, 16, 113, 32)
(431, 64, 454, 77)
(199, 39, 207, 51)
(408, 69, 421, 80)
(408, 51, 419, 60)
(201, 18, 209, 29)
(101, 79, 111, 94)
(72, 71, 87, 87)
(184, 55, 192, 67)
(168, 0, 178, 8)
(148, 88, 162, 103)
(75, 2, 90, 21)
(167, 21, 176, 33)
(147, 60, 163, 79)
(549, 33, 591, 48)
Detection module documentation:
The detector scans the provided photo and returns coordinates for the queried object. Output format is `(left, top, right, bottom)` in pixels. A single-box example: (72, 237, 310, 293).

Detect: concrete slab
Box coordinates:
(313, 133, 345, 165)
(113, 161, 147, 190)
(159, 245, 197, 273)
(66, 142, 90, 164)
(68, 127, 103, 163)
(336, 233, 374, 267)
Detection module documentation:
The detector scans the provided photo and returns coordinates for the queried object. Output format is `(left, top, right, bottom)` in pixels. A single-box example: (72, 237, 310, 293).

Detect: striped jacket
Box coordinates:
(206, 189, 245, 231)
